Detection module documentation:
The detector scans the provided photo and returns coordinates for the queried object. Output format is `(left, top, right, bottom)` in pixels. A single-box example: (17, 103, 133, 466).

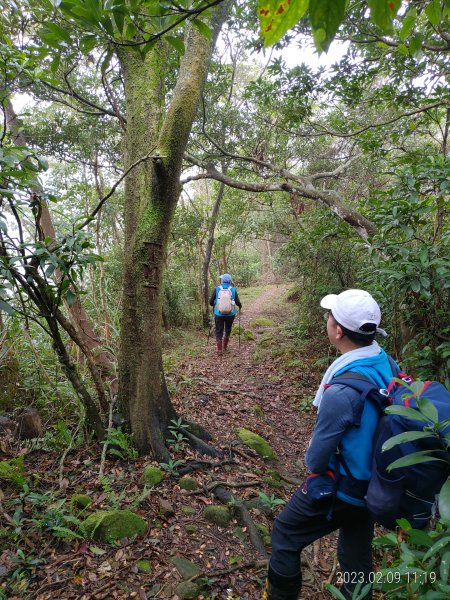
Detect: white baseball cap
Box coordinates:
(320, 289, 387, 337)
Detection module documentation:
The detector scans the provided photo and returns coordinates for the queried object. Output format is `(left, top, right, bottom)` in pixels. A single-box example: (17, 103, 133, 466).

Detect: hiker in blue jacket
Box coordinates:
(265, 289, 396, 600)
(209, 273, 242, 355)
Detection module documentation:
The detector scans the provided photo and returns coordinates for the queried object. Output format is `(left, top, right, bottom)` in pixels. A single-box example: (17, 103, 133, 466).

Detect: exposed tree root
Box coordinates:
(177, 458, 236, 476)
(183, 429, 222, 457)
(183, 418, 214, 442)
(191, 558, 268, 581)
(211, 485, 269, 558)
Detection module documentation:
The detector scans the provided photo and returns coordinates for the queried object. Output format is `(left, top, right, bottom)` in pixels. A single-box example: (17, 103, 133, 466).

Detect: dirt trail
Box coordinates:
(173, 284, 318, 487)
(17, 285, 330, 600)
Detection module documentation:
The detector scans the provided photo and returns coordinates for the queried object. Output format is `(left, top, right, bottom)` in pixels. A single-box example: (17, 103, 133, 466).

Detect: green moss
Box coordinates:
(184, 524, 198, 535)
(258, 333, 274, 348)
(138, 204, 163, 240)
(237, 428, 276, 460)
(263, 477, 284, 489)
(136, 560, 152, 573)
(265, 468, 281, 480)
(231, 324, 255, 340)
(256, 523, 271, 545)
(180, 505, 196, 515)
(82, 509, 147, 543)
(249, 317, 274, 327)
(170, 555, 201, 578)
(141, 465, 165, 487)
(179, 477, 198, 491)
(251, 405, 264, 417)
(70, 494, 92, 515)
(175, 581, 201, 599)
(203, 505, 231, 527)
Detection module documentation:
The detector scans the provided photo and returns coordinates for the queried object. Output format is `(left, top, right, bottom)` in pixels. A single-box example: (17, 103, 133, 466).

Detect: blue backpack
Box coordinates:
(332, 367, 450, 530)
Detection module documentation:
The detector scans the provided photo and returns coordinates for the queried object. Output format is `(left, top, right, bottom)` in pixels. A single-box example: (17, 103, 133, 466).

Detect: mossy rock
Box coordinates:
(184, 524, 198, 535)
(237, 428, 276, 460)
(170, 555, 201, 578)
(180, 505, 196, 516)
(141, 465, 165, 487)
(70, 494, 92, 515)
(82, 509, 147, 543)
(249, 317, 274, 327)
(136, 560, 152, 574)
(203, 505, 231, 527)
(231, 324, 255, 340)
(175, 581, 202, 599)
(179, 477, 198, 491)
(258, 333, 274, 348)
(256, 523, 271, 545)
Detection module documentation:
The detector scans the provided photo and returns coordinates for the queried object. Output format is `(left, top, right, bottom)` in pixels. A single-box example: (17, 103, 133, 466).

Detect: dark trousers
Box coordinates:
(269, 486, 374, 596)
(214, 315, 235, 340)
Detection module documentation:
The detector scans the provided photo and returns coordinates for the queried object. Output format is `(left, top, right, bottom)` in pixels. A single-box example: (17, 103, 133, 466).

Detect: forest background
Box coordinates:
(0, 0, 449, 598)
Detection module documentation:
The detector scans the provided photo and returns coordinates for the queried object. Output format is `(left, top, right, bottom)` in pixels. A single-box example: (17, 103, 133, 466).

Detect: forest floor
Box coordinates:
(1, 284, 358, 600)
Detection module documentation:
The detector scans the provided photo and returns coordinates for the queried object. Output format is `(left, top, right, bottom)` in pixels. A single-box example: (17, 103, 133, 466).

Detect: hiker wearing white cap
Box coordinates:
(265, 289, 398, 600)
(209, 274, 242, 355)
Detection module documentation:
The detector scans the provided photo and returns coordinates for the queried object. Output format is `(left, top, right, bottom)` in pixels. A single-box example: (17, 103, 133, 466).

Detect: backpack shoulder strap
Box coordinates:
(330, 373, 388, 427)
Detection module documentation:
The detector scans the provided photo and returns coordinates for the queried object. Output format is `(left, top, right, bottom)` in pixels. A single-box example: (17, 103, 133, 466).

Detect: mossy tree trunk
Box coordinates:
(117, 10, 227, 458)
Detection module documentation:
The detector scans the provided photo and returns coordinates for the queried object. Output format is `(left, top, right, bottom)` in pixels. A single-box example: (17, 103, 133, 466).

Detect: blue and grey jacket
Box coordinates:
(209, 283, 242, 317)
(305, 350, 396, 506)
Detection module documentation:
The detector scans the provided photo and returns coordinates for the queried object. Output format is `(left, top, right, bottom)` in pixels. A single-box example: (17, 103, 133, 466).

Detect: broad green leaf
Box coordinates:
(100, 47, 113, 75)
(409, 33, 423, 58)
(192, 19, 212, 40)
(367, 0, 401, 34)
(45, 22, 72, 44)
(165, 36, 185, 55)
(89, 545, 107, 555)
(382, 430, 435, 452)
(425, 0, 441, 27)
(324, 584, 347, 600)
(406, 528, 434, 548)
(112, 9, 125, 35)
(440, 550, 450, 582)
(387, 450, 446, 471)
(439, 479, 450, 526)
(0, 299, 15, 315)
(65, 289, 76, 306)
(417, 397, 439, 423)
(258, 0, 309, 47)
(309, 0, 346, 52)
(423, 535, 450, 561)
(399, 9, 416, 41)
(385, 405, 431, 423)
(79, 35, 98, 54)
(100, 15, 115, 37)
(373, 531, 398, 546)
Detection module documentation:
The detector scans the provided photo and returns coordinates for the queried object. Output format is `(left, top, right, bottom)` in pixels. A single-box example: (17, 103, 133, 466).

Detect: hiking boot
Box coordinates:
(223, 336, 230, 351)
(216, 339, 223, 355)
(263, 579, 300, 600)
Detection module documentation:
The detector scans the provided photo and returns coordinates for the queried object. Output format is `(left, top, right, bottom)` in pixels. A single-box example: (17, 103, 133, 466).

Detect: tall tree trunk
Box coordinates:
(118, 8, 227, 458)
(202, 179, 226, 326)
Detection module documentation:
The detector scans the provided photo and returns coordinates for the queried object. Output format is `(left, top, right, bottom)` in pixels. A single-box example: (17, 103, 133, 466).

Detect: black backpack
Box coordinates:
(331, 367, 450, 530)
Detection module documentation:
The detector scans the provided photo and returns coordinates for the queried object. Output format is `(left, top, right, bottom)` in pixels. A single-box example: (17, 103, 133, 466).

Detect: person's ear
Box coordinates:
(335, 325, 345, 340)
